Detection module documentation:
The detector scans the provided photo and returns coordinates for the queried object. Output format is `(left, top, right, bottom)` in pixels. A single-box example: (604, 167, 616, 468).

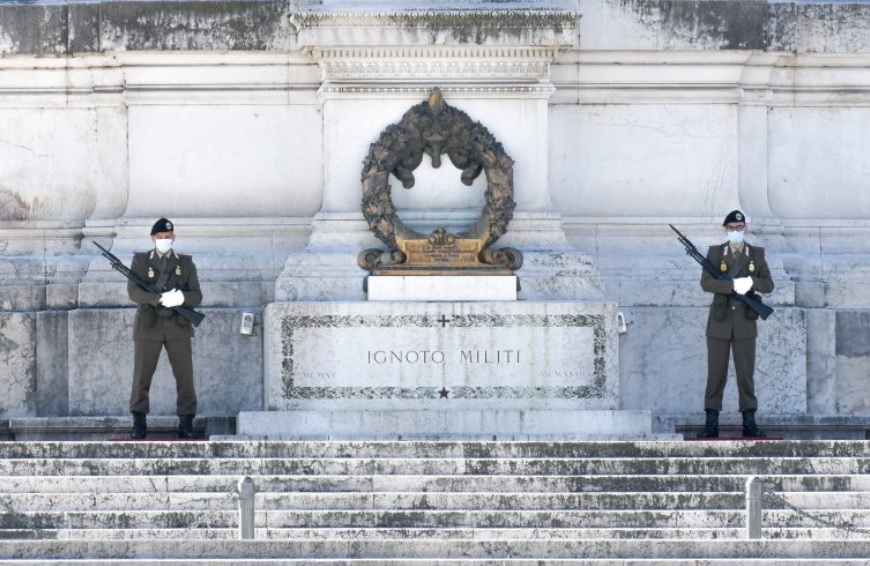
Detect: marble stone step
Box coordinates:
(3, 539, 870, 560)
(4, 509, 870, 530)
(2, 440, 870, 459)
(2, 440, 870, 562)
(3, 474, 868, 493)
(4, 562, 870, 566)
(29, 526, 870, 541)
(234, 409, 669, 440)
(1, 457, 869, 476)
(5, 490, 870, 512)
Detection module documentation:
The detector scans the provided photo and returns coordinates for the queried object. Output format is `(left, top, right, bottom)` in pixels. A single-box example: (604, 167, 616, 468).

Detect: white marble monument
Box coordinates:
(239, 300, 637, 439)
(3, 0, 870, 438)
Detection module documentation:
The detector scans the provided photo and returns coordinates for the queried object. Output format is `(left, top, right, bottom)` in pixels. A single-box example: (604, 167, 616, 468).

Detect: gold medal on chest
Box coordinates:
(148, 267, 155, 279)
(176, 265, 182, 276)
(749, 260, 755, 273)
(720, 261, 727, 273)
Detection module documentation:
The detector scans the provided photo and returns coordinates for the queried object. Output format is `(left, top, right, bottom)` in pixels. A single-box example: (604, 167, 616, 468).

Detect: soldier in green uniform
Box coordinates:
(697, 210, 774, 438)
(128, 218, 203, 439)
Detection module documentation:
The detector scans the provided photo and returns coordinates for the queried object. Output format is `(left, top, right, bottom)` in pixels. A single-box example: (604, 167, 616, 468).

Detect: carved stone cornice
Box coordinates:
(318, 85, 556, 97)
(317, 46, 554, 81)
(290, 7, 580, 50)
(290, 5, 579, 85)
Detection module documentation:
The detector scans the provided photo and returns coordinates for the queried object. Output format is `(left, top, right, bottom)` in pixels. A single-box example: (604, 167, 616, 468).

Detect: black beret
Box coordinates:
(722, 210, 745, 225)
(150, 217, 174, 235)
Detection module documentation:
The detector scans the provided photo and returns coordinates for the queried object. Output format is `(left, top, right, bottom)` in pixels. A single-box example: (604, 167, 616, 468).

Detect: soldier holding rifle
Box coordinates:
(671, 210, 774, 438)
(127, 218, 203, 439)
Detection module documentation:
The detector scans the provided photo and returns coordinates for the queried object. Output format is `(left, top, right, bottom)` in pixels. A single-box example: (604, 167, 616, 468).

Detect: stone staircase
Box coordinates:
(1, 440, 870, 564)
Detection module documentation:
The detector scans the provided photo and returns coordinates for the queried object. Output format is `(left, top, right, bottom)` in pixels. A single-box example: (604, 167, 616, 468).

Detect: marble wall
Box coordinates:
(2, 0, 870, 423)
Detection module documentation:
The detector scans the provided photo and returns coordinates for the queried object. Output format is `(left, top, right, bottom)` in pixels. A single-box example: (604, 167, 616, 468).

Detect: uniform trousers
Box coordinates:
(705, 336, 757, 412)
(130, 337, 197, 415)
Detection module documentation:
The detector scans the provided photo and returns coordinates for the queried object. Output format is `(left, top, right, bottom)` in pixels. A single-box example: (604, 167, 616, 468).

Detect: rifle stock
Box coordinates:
(93, 241, 206, 327)
(669, 224, 774, 321)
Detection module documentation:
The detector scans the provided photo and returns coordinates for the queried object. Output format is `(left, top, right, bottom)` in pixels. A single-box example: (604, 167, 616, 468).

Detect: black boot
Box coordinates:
(696, 409, 719, 438)
(742, 410, 766, 437)
(131, 412, 147, 440)
(178, 415, 199, 439)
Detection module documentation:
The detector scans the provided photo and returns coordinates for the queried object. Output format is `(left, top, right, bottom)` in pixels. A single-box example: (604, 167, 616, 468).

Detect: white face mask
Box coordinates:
(727, 231, 745, 245)
(154, 238, 173, 254)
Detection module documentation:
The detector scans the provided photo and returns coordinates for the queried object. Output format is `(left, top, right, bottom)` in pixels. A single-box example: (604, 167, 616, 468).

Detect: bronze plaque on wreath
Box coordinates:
(358, 88, 523, 275)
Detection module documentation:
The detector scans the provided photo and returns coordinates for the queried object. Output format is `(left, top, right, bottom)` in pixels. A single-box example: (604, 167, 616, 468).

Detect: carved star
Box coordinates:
(439, 387, 449, 399)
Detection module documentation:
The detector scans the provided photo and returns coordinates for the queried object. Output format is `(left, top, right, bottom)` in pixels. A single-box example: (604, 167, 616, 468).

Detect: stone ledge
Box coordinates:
(238, 409, 659, 440)
(3, 416, 236, 441)
(2, 538, 870, 560)
(661, 413, 870, 440)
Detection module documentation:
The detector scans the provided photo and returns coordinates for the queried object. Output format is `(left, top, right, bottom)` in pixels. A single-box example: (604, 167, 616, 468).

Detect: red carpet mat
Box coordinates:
(684, 435, 784, 441)
(108, 437, 207, 442)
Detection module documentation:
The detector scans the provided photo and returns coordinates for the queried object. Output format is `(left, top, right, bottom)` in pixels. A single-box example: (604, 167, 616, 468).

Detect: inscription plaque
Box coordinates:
(264, 302, 618, 411)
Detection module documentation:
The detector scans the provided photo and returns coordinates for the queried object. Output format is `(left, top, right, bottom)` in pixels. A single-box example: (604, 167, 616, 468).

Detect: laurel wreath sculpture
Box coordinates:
(358, 88, 523, 271)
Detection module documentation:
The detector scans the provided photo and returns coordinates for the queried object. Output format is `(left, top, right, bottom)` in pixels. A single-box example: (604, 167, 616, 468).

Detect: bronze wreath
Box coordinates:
(358, 88, 522, 271)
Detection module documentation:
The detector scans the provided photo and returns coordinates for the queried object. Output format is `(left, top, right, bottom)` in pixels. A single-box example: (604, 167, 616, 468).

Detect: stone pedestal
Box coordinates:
(236, 300, 662, 439)
(237, 408, 659, 440)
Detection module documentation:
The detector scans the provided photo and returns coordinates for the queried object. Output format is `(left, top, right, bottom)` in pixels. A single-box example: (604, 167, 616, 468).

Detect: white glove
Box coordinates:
(159, 289, 185, 308)
(733, 277, 753, 295)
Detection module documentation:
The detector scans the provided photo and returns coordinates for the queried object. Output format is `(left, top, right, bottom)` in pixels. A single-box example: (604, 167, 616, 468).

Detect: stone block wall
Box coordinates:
(0, 314, 37, 418)
(618, 307, 807, 415)
(0, 309, 262, 418)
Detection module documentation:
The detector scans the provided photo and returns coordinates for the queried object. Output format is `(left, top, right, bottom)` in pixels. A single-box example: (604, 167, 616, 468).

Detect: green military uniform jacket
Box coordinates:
(701, 242, 774, 341)
(128, 250, 203, 341)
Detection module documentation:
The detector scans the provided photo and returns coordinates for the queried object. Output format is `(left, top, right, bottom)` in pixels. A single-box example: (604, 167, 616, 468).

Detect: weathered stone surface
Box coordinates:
(2, 1, 870, 55)
(588, 0, 770, 51)
(237, 409, 659, 440)
(577, 0, 870, 52)
(619, 307, 807, 415)
(0, 0, 293, 55)
(832, 310, 870, 415)
(67, 309, 263, 416)
(35, 311, 68, 417)
(835, 310, 870, 358)
(0, 4, 68, 56)
(0, 313, 36, 418)
(3, 438, 870, 560)
(835, 357, 870, 415)
(806, 309, 837, 415)
(0, 108, 128, 223)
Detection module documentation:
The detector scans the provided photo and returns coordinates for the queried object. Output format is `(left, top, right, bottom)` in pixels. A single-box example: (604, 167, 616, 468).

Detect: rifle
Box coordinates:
(669, 224, 774, 321)
(93, 241, 206, 327)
